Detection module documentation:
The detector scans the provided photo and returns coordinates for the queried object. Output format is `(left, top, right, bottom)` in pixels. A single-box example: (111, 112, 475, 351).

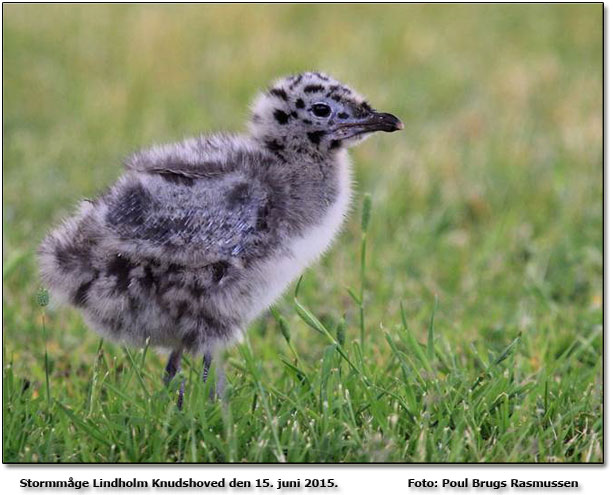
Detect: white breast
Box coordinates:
(246, 152, 353, 320)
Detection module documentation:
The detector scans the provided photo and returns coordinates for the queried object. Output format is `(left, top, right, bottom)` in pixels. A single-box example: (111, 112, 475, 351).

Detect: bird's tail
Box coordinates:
(38, 201, 99, 307)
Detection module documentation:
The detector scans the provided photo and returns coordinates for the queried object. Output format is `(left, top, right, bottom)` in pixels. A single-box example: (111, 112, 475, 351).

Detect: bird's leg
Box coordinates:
(202, 352, 212, 384)
(177, 379, 185, 410)
(202, 352, 226, 400)
(215, 359, 226, 399)
(164, 349, 182, 385)
(164, 349, 184, 409)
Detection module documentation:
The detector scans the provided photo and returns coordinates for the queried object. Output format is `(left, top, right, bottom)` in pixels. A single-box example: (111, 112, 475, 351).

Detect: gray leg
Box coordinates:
(177, 379, 185, 410)
(215, 361, 226, 399)
(203, 352, 226, 399)
(202, 352, 212, 384)
(164, 349, 182, 385)
(164, 349, 184, 409)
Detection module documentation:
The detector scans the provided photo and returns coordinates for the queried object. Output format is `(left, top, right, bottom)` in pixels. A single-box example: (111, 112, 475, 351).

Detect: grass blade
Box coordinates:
(427, 295, 438, 360)
(56, 402, 112, 447)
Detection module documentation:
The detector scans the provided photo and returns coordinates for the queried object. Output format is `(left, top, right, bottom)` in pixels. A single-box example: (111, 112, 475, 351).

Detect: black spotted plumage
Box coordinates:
(307, 131, 325, 145)
(273, 109, 290, 124)
(304, 84, 324, 93)
(158, 171, 196, 186)
(73, 273, 97, 307)
(268, 87, 288, 101)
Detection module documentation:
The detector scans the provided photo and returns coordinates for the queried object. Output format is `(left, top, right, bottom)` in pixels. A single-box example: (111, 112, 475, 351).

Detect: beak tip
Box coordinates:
(396, 121, 405, 131)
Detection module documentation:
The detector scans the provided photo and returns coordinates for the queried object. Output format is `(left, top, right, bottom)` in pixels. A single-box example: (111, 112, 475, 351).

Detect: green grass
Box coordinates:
(3, 4, 603, 462)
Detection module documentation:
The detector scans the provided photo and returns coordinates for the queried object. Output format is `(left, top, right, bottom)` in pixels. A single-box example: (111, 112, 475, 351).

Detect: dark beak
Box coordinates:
(333, 111, 404, 140)
(360, 112, 404, 132)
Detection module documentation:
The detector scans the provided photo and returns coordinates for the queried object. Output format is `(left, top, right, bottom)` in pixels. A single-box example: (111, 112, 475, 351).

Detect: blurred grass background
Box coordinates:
(3, 4, 603, 462)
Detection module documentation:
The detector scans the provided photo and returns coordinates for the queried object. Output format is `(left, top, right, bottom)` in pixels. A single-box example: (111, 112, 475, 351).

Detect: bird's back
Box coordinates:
(38, 133, 348, 353)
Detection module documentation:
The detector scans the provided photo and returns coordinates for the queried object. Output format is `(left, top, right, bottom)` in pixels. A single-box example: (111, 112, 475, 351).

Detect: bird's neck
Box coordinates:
(250, 133, 340, 164)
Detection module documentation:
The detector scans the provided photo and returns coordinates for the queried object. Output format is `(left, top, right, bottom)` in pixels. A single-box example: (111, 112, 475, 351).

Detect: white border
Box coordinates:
(1, 1, 607, 492)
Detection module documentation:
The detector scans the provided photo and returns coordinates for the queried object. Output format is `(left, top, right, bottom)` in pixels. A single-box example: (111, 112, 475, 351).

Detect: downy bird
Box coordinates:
(38, 72, 403, 404)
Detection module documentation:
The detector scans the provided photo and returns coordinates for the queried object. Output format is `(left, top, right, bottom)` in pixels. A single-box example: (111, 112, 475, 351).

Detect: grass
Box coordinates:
(2, 4, 603, 462)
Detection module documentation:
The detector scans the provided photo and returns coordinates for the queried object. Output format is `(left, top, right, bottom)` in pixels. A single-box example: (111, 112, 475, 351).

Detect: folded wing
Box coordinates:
(101, 137, 279, 268)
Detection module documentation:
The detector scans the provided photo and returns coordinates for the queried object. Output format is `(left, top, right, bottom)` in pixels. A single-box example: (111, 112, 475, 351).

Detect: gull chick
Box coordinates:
(38, 72, 403, 399)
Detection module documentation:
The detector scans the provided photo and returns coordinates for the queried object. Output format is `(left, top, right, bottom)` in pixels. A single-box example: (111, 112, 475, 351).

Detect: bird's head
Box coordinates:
(248, 72, 403, 160)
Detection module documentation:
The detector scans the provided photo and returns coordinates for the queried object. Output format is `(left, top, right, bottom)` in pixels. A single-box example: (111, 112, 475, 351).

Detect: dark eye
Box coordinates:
(311, 103, 331, 118)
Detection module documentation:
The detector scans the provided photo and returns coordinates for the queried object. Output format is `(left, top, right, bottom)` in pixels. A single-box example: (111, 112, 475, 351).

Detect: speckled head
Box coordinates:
(249, 72, 403, 159)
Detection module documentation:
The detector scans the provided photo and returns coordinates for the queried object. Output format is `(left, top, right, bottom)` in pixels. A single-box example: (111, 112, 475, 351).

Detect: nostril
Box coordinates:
(338, 112, 349, 120)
